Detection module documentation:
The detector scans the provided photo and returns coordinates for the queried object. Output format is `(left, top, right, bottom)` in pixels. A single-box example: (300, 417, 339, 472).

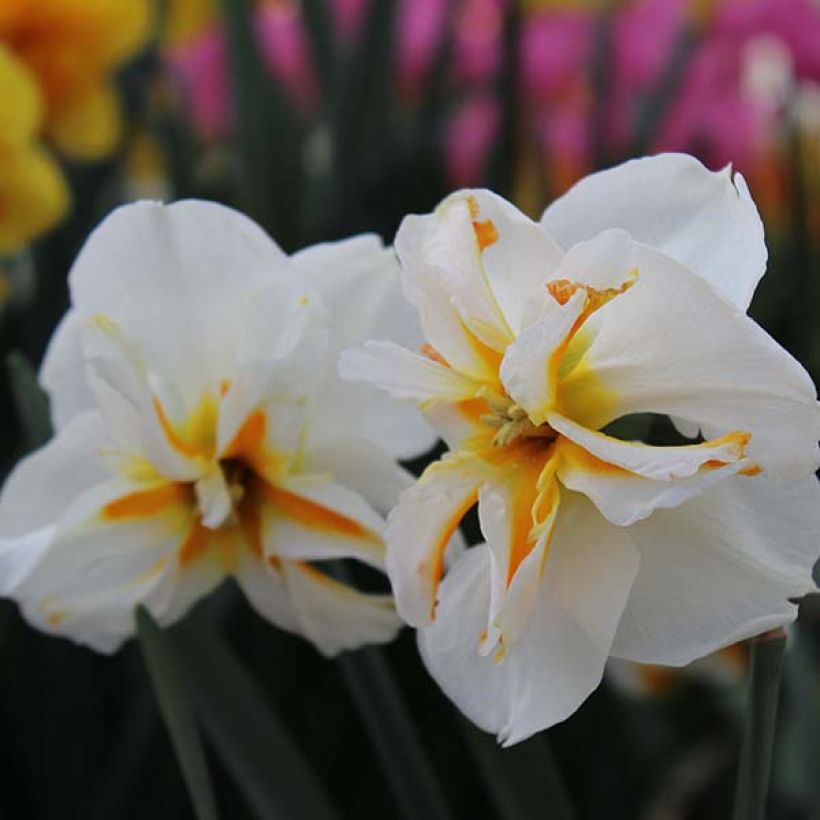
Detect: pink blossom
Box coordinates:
(443, 93, 500, 186)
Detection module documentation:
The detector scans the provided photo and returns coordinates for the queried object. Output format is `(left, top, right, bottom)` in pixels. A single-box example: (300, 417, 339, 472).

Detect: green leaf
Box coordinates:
(733, 632, 787, 820)
(7, 351, 52, 450)
(301, 0, 336, 107)
(460, 721, 575, 820)
(338, 646, 453, 820)
(217, 0, 305, 245)
(173, 622, 339, 820)
(136, 607, 219, 820)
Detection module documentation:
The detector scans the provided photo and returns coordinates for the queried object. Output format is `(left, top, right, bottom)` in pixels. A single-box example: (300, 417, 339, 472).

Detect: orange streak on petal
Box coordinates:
(260, 482, 380, 543)
(424, 489, 478, 620)
(224, 409, 267, 462)
(179, 520, 211, 565)
(420, 343, 450, 367)
(102, 483, 190, 521)
(473, 219, 498, 251)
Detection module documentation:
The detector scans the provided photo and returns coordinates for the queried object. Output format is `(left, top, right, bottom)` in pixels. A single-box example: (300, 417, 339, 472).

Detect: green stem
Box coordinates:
(338, 646, 453, 820)
(460, 721, 575, 820)
(136, 607, 219, 820)
(733, 630, 787, 820)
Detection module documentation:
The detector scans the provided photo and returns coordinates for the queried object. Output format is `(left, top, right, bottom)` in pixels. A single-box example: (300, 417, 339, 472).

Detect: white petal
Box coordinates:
(549, 413, 749, 480)
(555, 436, 744, 527)
(257, 475, 387, 570)
(453, 189, 563, 333)
(611, 475, 820, 666)
(0, 411, 107, 537)
(11, 478, 195, 652)
(292, 234, 424, 354)
(301, 437, 414, 516)
(339, 341, 480, 403)
(418, 494, 639, 745)
(39, 311, 95, 430)
(68, 199, 288, 403)
(395, 212, 506, 383)
(235, 551, 300, 635)
(280, 561, 401, 656)
(499, 290, 586, 424)
(385, 454, 484, 627)
(541, 154, 766, 310)
(558, 240, 820, 478)
(195, 467, 233, 529)
(306, 374, 437, 461)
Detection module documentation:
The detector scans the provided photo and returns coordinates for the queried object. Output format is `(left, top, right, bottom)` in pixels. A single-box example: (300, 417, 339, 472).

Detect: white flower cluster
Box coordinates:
(2, 155, 819, 744)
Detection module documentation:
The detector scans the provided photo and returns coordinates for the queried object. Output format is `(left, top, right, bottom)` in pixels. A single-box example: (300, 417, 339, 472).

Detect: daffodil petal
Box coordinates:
(0, 411, 107, 537)
(40, 311, 95, 430)
(68, 199, 288, 405)
(47, 81, 122, 161)
(281, 561, 401, 657)
(558, 242, 820, 477)
(256, 475, 387, 570)
(555, 436, 744, 527)
(548, 413, 750, 480)
(418, 494, 638, 746)
(11, 478, 193, 653)
(339, 340, 481, 403)
(499, 290, 586, 424)
(302, 437, 413, 516)
(541, 153, 766, 311)
(611, 475, 820, 666)
(385, 454, 484, 627)
(395, 212, 505, 383)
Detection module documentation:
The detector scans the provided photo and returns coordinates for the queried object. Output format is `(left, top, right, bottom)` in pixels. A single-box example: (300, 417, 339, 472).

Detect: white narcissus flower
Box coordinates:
(341, 154, 820, 745)
(0, 200, 435, 654)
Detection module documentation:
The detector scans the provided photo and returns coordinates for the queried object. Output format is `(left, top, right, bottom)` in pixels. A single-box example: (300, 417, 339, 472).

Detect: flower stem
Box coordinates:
(732, 629, 787, 820)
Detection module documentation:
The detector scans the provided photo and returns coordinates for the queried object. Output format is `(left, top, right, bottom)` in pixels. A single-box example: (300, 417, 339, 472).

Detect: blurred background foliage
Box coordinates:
(1, 0, 820, 818)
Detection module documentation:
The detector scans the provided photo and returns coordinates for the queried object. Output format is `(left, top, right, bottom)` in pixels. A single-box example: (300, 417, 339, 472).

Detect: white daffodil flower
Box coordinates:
(340, 154, 820, 745)
(0, 200, 435, 654)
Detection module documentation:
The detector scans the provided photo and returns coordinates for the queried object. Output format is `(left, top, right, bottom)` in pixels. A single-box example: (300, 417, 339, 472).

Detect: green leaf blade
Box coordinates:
(136, 607, 219, 820)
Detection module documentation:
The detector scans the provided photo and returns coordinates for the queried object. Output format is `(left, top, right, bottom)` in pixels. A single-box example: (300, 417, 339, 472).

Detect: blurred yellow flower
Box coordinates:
(0, 44, 67, 253)
(0, 0, 153, 161)
(164, 0, 215, 48)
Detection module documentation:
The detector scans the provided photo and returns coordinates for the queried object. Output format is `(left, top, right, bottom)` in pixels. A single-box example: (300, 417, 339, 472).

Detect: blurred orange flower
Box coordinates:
(0, 0, 153, 161)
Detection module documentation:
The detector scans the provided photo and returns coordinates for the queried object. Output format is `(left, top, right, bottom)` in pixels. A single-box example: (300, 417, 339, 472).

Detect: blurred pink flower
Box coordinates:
(452, 0, 505, 85)
(169, 28, 231, 142)
(520, 10, 591, 102)
(396, 0, 449, 98)
(168, 0, 316, 142)
(443, 92, 500, 186)
(328, 0, 368, 44)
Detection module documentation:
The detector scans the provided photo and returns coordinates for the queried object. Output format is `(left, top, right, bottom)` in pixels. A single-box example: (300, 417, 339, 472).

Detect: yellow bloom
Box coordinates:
(0, 0, 153, 160)
(0, 44, 67, 253)
(163, 0, 215, 48)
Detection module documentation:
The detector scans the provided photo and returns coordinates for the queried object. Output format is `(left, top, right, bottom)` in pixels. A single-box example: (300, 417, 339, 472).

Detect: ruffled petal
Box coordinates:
(611, 475, 820, 666)
(67, 200, 288, 404)
(280, 561, 401, 656)
(557, 240, 820, 477)
(385, 454, 484, 626)
(0, 411, 107, 537)
(554, 436, 744, 527)
(541, 153, 766, 310)
(418, 494, 638, 746)
(255, 474, 387, 570)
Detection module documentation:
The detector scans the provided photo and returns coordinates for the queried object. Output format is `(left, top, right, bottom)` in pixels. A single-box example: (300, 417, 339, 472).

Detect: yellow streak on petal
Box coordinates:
(102, 483, 190, 521)
(178, 520, 211, 566)
(153, 397, 205, 460)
